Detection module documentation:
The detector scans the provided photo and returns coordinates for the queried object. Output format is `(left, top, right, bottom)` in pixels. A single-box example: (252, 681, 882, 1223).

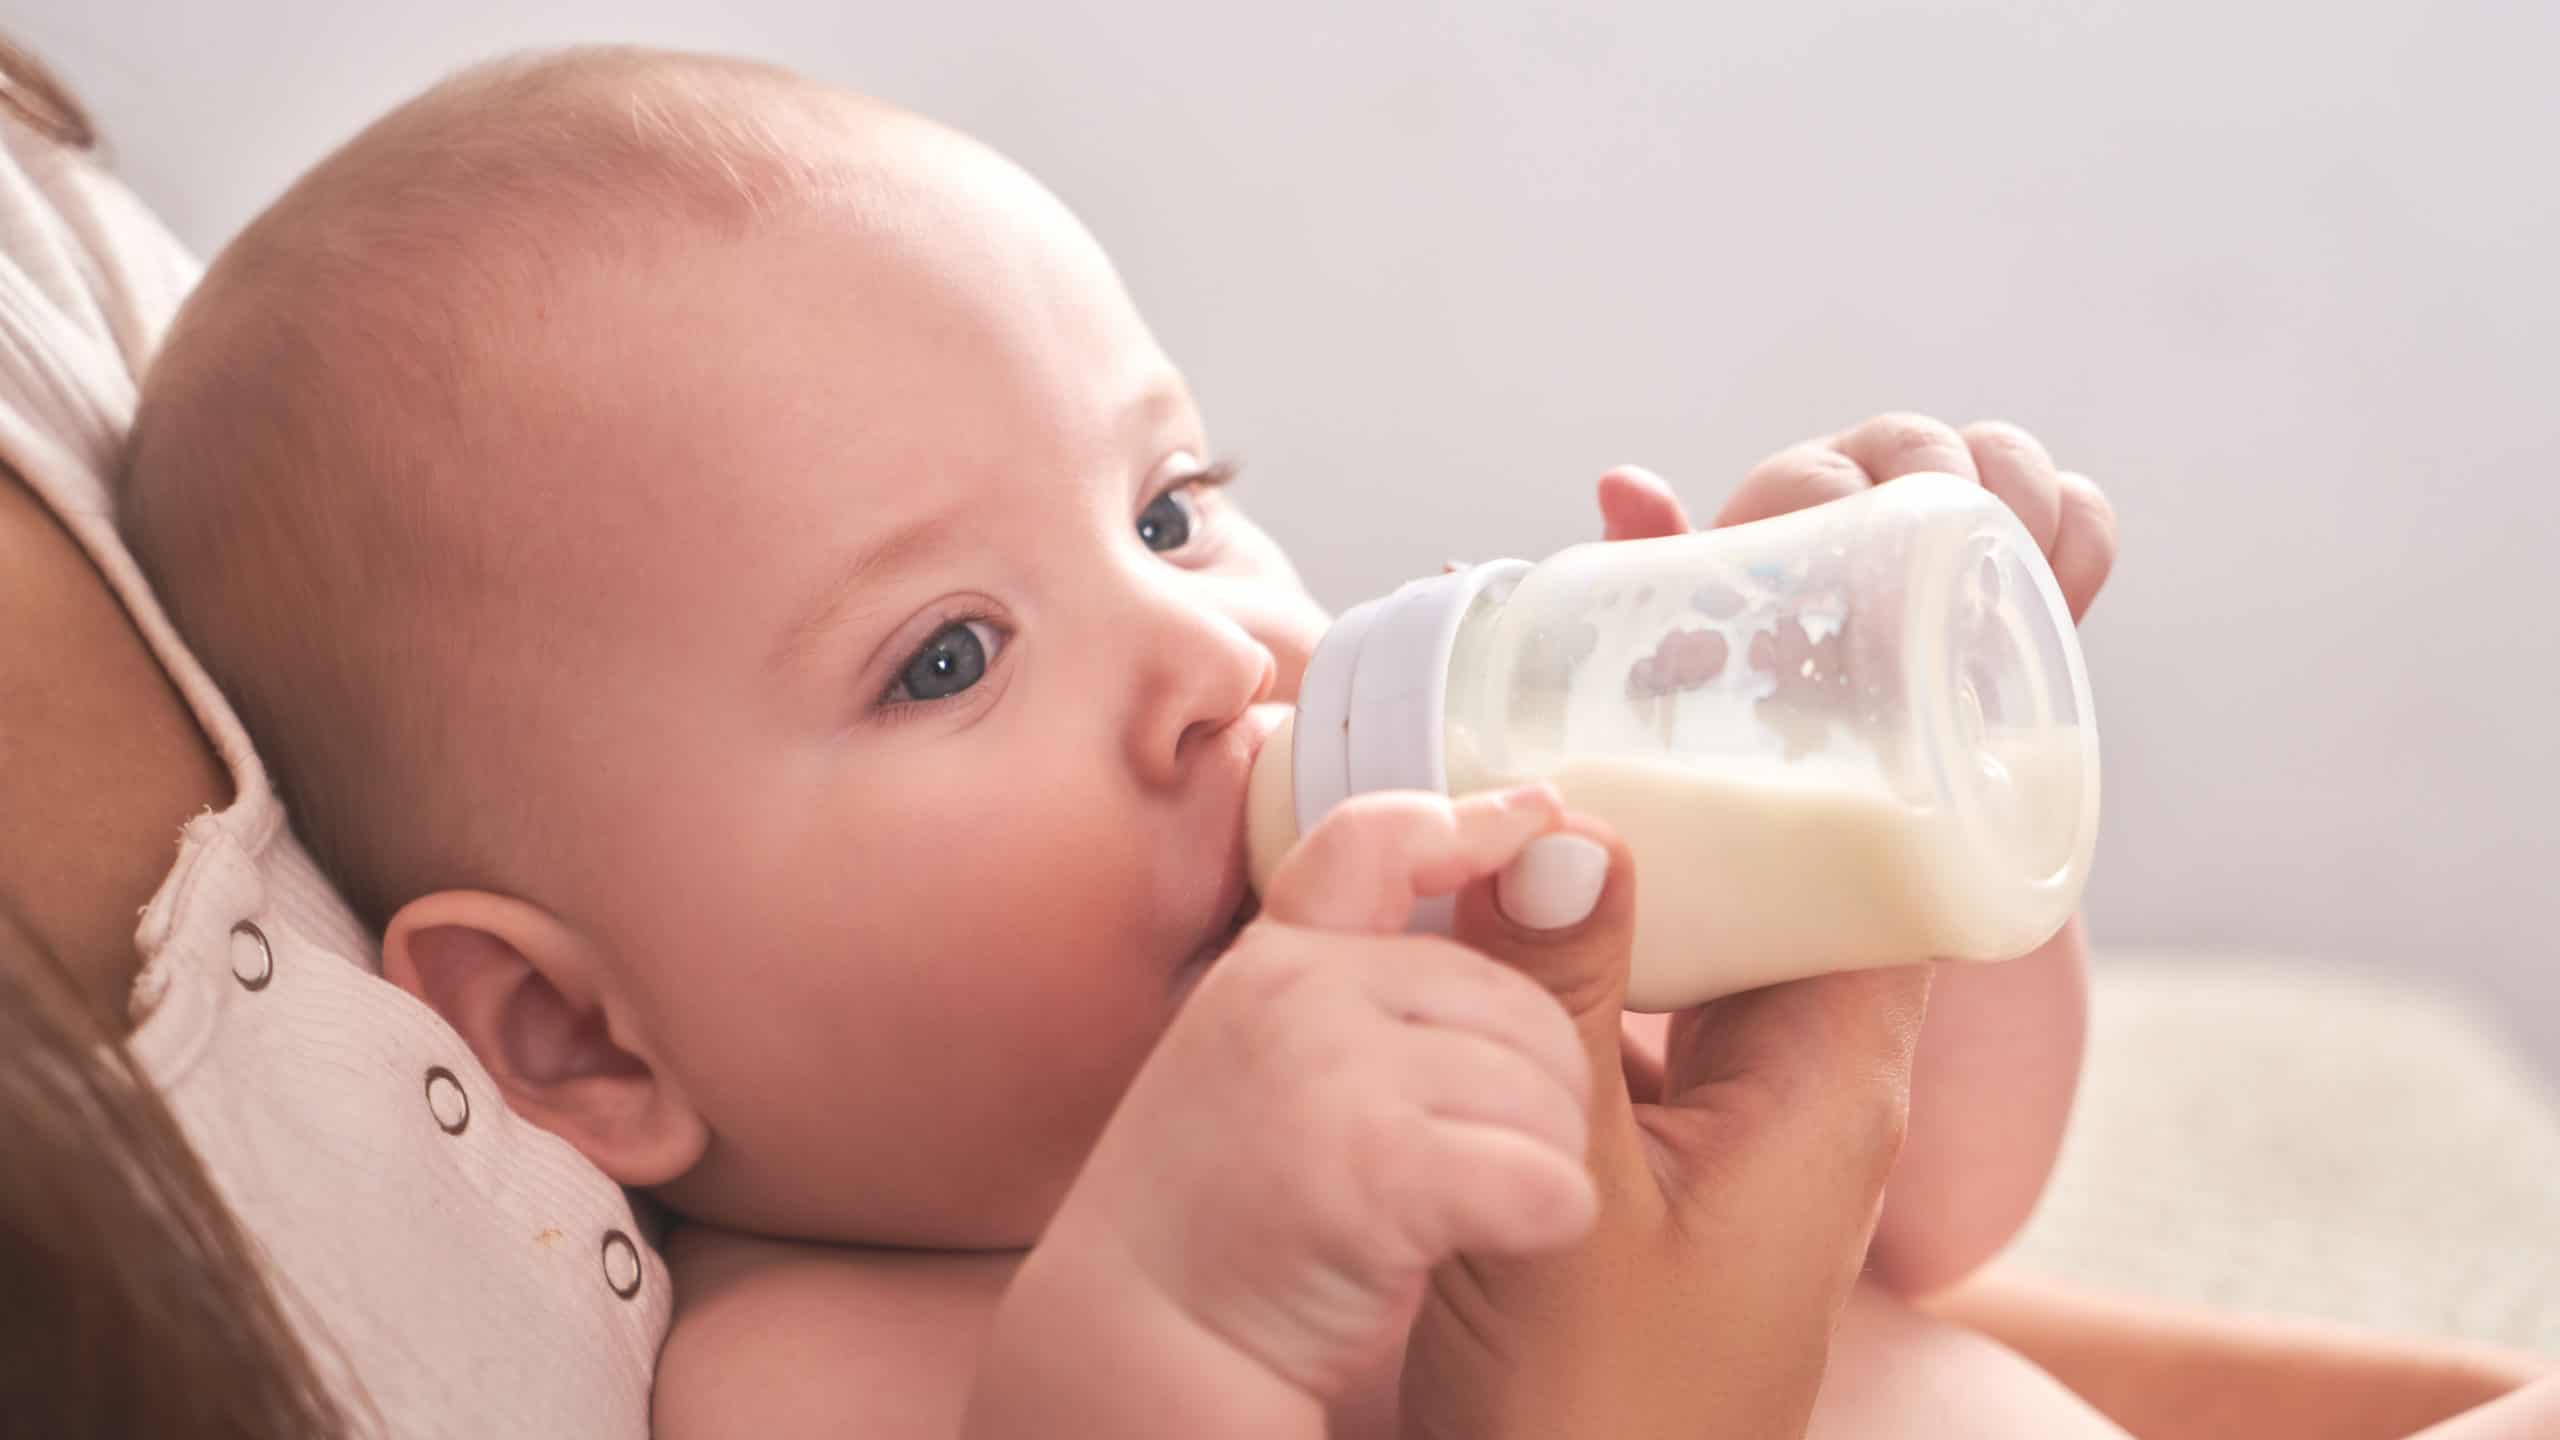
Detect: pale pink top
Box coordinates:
(0, 115, 666, 1439)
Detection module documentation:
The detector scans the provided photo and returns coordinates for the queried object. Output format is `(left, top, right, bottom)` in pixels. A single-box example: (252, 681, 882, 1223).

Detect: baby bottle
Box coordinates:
(1246, 472, 2100, 1010)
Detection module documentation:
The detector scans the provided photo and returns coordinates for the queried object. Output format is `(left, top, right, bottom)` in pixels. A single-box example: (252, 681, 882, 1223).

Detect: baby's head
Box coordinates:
(126, 48, 1325, 1246)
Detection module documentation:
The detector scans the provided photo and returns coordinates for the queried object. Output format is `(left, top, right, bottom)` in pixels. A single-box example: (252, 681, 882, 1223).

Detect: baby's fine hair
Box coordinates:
(123, 48, 873, 927)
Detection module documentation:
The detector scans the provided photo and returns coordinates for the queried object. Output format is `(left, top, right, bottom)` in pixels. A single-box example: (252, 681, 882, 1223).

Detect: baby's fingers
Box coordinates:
(1716, 442, 1870, 527)
(1596, 464, 1694, 541)
(1401, 1025, 1591, 1166)
(1831, 412, 1980, 489)
(1960, 420, 2064, 557)
(1721, 413, 1979, 528)
(1263, 785, 1564, 935)
(1384, 1118, 1598, 1262)
(2049, 469, 2118, 621)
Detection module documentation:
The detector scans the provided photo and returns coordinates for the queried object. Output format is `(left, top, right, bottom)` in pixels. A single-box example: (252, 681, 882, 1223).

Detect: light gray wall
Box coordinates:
(16, 2, 2555, 1066)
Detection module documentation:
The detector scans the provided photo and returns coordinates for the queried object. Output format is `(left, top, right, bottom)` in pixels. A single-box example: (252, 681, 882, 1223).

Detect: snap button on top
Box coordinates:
(424, 1066, 470, 1135)
(229, 922, 273, 991)
(601, 1230, 642, 1299)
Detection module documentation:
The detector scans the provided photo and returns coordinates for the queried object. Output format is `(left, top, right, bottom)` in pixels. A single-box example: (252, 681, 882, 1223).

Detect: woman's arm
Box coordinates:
(1925, 1269, 2550, 1440)
(0, 464, 228, 1027)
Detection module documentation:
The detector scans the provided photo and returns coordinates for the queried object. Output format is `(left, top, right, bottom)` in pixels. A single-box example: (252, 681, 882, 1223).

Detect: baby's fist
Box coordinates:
(1049, 788, 1597, 1401)
(1721, 413, 2117, 621)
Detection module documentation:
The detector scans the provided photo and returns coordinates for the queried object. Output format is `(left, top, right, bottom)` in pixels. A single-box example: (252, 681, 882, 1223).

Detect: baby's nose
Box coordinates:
(1129, 620, 1274, 789)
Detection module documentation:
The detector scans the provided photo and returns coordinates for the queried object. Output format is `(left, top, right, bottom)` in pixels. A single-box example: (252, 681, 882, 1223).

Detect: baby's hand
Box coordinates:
(1600, 412, 2118, 620)
(1042, 787, 1596, 1404)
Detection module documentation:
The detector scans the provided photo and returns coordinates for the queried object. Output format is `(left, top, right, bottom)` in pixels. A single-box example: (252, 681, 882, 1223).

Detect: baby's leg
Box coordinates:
(2409, 1379, 2560, 1439)
(1807, 1279, 2131, 1439)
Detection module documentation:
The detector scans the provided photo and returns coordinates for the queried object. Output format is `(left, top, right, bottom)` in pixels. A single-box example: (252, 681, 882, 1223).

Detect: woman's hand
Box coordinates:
(1396, 819, 1928, 1439)
(1399, 412, 2119, 1437)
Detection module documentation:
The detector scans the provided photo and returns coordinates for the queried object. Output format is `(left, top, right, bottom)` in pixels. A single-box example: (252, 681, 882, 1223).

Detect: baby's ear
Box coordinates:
(382, 891, 708, 1187)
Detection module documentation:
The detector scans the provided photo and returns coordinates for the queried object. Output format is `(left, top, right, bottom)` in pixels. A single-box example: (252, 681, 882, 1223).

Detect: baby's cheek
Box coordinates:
(1267, 631, 1317, 704)
(1250, 585, 1329, 705)
(1213, 520, 1327, 701)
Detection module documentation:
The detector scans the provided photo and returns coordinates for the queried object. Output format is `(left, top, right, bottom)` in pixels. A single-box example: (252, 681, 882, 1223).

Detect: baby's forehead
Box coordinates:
(285, 55, 1167, 610)
(300, 63, 1126, 462)
(473, 148, 1163, 530)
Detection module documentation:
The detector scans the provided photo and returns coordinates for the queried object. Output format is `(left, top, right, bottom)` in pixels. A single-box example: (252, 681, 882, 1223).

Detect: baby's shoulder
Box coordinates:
(654, 1222, 1020, 1440)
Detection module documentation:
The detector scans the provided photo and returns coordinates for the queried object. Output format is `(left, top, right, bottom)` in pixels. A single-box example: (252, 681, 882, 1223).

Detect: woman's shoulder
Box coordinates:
(0, 465, 226, 1024)
(657, 1223, 1020, 1439)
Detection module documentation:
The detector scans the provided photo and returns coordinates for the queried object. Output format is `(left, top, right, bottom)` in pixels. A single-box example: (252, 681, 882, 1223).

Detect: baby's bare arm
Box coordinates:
(1864, 917, 2089, 1293)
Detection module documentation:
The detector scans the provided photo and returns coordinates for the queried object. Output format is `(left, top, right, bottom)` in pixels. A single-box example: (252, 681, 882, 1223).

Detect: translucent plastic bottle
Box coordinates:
(1246, 472, 2100, 1010)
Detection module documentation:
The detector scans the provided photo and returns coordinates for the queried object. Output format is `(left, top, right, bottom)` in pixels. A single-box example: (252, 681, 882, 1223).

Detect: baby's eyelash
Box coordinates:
(1182, 456, 1242, 492)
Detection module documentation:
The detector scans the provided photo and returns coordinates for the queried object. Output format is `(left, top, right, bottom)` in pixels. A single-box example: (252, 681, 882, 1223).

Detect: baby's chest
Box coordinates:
(662, 1226, 1022, 1431)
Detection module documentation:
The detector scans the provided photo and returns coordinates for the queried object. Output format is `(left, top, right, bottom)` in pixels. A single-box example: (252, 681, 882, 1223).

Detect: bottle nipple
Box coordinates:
(1245, 711, 1299, 895)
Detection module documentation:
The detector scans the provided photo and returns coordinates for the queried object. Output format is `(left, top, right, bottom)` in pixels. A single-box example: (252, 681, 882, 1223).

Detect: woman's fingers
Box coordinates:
(1450, 823, 1658, 1200)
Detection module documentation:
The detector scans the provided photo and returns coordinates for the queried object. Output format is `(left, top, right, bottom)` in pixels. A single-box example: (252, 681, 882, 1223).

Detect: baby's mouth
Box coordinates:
(1176, 703, 1285, 1000)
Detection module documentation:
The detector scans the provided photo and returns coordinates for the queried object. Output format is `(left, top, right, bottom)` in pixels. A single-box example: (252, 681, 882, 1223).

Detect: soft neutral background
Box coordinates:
(16, 1, 2555, 1075)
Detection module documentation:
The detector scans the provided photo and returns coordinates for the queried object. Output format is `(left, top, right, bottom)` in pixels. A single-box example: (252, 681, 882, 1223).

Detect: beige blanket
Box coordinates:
(2005, 953, 2560, 1354)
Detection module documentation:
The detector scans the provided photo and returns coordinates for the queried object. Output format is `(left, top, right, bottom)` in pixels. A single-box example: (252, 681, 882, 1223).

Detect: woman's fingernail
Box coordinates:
(1497, 835, 1609, 931)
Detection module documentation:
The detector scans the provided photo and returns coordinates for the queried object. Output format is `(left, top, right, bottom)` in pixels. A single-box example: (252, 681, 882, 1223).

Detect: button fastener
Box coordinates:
(229, 922, 273, 991)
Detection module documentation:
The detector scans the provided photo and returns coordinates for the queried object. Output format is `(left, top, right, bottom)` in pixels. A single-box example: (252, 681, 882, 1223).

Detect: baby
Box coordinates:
(125, 48, 2125, 1437)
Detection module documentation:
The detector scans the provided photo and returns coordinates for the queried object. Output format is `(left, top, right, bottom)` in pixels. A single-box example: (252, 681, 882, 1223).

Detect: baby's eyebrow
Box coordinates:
(768, 509, 950, 678)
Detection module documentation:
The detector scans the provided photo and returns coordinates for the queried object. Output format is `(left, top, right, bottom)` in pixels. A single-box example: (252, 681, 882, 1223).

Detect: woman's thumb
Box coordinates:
(1452, 822, 1651, 1178)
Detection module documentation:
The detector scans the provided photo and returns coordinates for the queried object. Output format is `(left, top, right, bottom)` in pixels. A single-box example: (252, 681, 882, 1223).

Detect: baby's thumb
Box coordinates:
(1452, 822, 1650, 1176)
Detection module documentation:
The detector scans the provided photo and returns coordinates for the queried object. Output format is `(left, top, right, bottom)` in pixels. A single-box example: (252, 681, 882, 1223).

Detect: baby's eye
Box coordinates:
(1136, 486, 1199, 554)
(888, 620, 1005, 704)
